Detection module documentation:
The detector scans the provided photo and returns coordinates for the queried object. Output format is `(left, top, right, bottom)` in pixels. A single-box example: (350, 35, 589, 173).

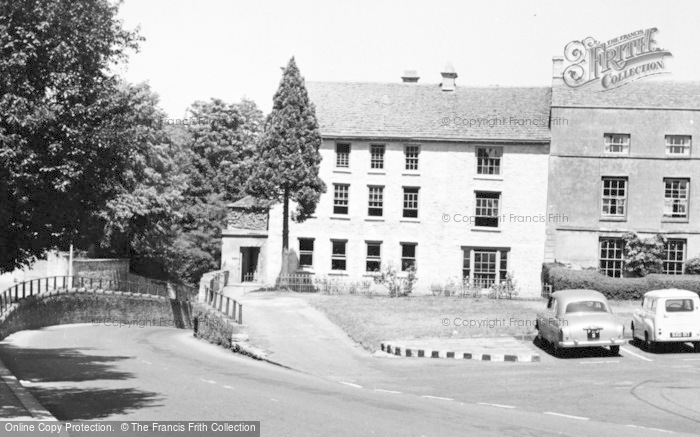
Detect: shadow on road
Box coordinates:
(0, 344, 162, 420)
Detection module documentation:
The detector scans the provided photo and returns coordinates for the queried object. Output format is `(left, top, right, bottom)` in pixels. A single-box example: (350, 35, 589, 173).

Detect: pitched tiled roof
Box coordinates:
(552, 80, 700, 109)
(306, 82, 551, 142)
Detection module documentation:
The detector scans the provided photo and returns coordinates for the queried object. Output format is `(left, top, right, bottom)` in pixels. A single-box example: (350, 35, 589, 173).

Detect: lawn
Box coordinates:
(297, 293, 639, 352)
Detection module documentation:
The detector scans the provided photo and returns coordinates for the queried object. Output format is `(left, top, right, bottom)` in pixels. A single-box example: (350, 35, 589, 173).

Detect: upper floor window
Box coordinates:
(665, 135, 691, 156)
(601, 177, 627, 218)
(368, 186, 384, 217)
(476, 147, 503, 175)
(474, 191, 500, 227)
(663, 178, 689, 219)
(333, 184, 349, 215)
(403, 187, 419, 218)
(370, 145, 385, 169)
(404, 145, 420, 171)
(336, 144, 350, 168)
(298, 238, 314, 267)
(604, 134, 630, 154)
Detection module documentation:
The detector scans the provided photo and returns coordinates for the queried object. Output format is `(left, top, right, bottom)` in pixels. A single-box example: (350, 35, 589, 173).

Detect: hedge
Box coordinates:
(543, 263, 700, 300)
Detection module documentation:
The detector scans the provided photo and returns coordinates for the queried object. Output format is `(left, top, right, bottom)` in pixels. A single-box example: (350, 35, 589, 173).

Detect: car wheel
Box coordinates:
(694, 342, 700, 353)
(610, 345, 620, 356)
(645, 332, 656, 353)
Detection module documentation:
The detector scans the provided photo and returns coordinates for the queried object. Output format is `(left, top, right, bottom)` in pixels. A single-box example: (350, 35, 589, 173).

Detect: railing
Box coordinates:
(276, 274, 316, 293)
(204, 286, 242, 324)
(0, 275, 199, 318)
(242, 272, 257, 283)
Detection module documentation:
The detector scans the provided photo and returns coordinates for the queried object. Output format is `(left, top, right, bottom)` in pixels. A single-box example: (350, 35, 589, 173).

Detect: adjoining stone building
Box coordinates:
(545, 58, 700, 276)
(223, 68, 552, 296)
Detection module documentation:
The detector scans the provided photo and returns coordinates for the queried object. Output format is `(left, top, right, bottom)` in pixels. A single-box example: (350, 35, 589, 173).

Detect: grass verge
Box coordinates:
(298, 293, 638, 352)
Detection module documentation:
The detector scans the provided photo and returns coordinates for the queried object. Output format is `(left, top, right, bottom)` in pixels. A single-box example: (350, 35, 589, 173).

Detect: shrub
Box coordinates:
(541, 262, 565, 285)
(488, 272, 519, 300)
(429, 283, 444, 297)
(373, 263, 416, 297)
(623, 232, 665, 277)
(546, 266, 700, 299)
(646, 274, 700, 294)
(685, 257, 700, 275)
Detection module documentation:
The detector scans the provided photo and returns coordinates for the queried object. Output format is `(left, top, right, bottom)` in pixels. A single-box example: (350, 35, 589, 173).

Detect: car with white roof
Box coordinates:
(631, 289, 700, 353)
(536, 289, 626, 356)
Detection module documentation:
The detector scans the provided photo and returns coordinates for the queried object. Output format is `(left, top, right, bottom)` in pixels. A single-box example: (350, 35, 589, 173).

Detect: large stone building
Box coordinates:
(221, 59, 700, 295)
(223, 68, 552, 296)
(545, 60, 700, 276)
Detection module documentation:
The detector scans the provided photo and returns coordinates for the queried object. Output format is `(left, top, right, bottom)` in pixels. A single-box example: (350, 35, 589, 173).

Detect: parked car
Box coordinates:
(631, 289, 700, 353)
(536, 289, 626, 356)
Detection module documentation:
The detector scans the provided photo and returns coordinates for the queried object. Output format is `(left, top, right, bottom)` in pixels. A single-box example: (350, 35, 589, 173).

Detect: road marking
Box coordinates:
(625, 424, 674, 433)
(544, 412, 590, 421)
(579, 361, 619, 364)
(620, 347, 653, 362)
(140, 360, 152, 365)
(477, 402, 516, 409)
(374, 389, 402, 394)
(682, 358, 700, 361)
(339, 382, 363, 389)
(271, 399, 279, 402)
(223, 385, 234, 389)
(421, 395, 454, 401)
(200, 379, 216, 384)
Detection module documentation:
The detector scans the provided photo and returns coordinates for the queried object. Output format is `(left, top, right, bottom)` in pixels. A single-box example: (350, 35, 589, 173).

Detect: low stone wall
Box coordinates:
(191, 302, 247, 348)
(0, 290, 193, 340)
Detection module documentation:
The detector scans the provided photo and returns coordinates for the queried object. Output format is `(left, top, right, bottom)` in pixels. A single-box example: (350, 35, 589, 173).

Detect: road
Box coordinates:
(0, 324, 697, 436)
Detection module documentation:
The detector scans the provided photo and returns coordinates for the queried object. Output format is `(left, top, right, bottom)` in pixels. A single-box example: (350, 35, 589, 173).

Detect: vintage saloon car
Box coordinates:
(536, 289, 626, 356)
(631, 289, 700, 352)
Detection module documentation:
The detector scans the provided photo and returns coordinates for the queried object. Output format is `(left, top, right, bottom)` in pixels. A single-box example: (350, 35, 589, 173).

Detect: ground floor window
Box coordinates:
(599, 238, 624, 277)
(366, 241, 382, 272)
(401, 243, 416, 271)
(331, 240, 347, 271)
(298, 238, 314, 267)
(663, 239, 686, 275)
(462, 247, 509, 288)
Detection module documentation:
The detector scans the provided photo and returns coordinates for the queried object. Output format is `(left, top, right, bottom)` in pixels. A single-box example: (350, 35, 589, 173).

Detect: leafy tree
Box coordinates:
(93, 82, 185, 265)
(247, 57, 326, 274)
(0, 0, 141, 272)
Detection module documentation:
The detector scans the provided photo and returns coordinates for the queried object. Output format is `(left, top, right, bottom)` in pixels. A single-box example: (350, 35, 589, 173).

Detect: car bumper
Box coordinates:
(557, 338, 627, 348)
(655, 336, 700, 343)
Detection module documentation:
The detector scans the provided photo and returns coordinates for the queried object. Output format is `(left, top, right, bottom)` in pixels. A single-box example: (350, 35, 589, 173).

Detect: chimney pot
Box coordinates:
(401, 70, 420, 83)
(440, 63, 458, 91)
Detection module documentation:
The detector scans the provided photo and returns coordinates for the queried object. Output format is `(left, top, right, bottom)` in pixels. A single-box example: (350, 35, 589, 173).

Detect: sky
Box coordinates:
(117, 0, 700, 118)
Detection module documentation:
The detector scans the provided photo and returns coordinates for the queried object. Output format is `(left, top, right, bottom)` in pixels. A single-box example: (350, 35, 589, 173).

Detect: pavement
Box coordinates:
(223, 287, 542, 375)
(0, 355, 56, 421)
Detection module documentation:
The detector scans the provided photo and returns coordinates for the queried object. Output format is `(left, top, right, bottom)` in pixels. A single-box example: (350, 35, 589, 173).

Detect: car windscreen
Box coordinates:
(664, 299, 694, 312)
(565, 300, 609, 313)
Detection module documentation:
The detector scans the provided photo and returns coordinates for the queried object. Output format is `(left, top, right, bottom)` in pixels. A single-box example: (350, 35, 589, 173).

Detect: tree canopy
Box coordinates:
(247, 57, 325, 253)
(0, 0, 141, 272)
